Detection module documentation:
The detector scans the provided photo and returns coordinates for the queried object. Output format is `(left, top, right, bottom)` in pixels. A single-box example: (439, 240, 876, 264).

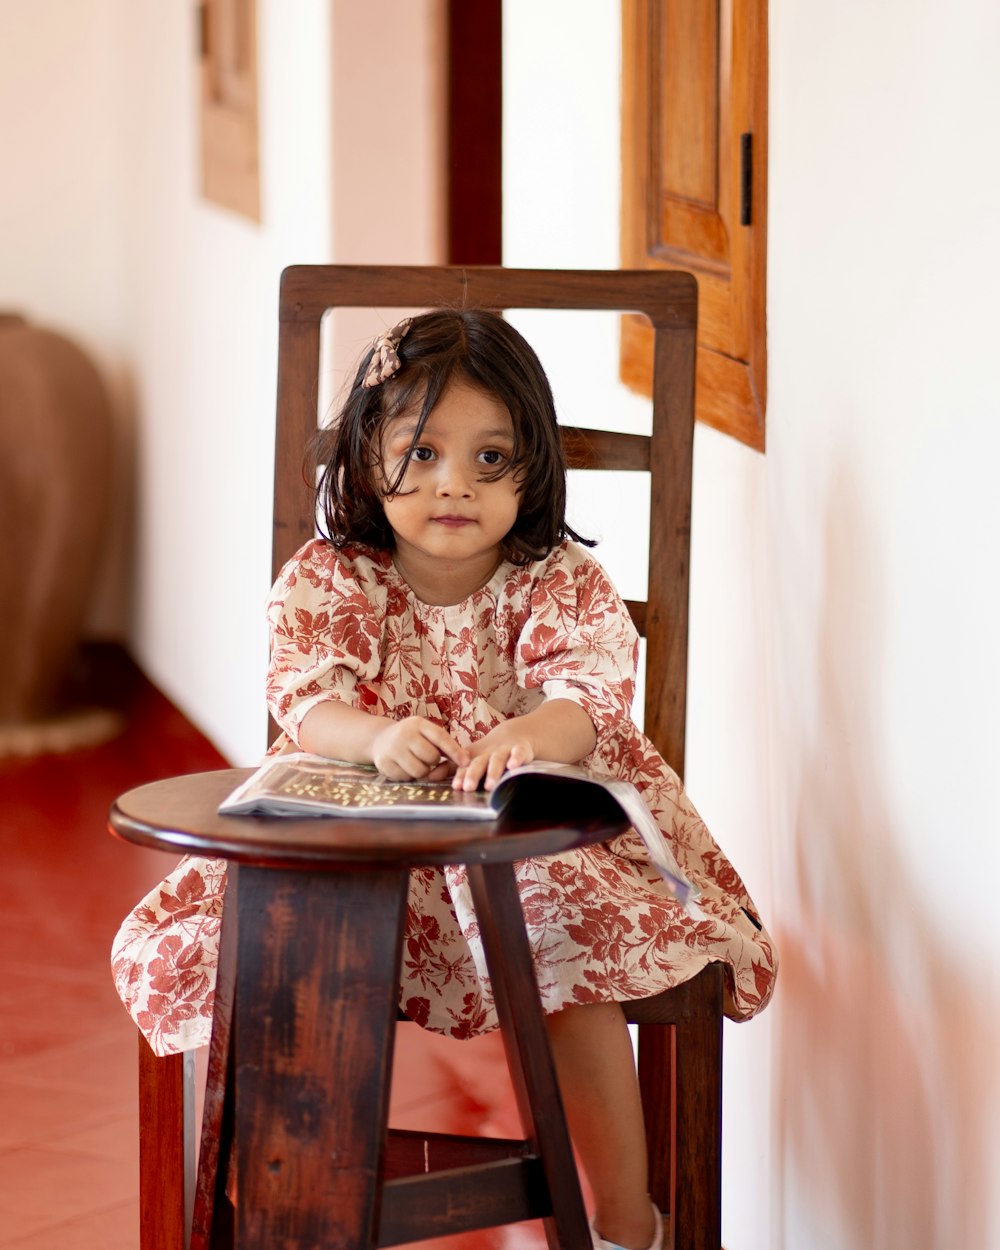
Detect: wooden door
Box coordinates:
(198, 0, 261, 222)
(621, 0, 767, 450)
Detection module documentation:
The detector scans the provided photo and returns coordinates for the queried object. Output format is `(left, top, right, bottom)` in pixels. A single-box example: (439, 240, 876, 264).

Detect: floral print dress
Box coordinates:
(112, 539, 776, 1056)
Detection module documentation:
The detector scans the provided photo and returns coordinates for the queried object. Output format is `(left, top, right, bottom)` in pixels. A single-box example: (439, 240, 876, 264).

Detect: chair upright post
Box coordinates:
(138, 1040, 195, 1250)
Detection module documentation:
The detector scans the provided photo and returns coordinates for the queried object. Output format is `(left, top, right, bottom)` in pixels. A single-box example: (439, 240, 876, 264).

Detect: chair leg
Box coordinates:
(635, 1022, 674, 1217)
(671, 1006, 722, 1250)
(635, 970, 724, 1250)
(138, 880, 237, 1250)
(138, 1038, 196, 1250)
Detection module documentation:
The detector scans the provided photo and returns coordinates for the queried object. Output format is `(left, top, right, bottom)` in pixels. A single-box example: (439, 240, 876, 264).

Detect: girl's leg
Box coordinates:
(545, 1002, 658, 1250)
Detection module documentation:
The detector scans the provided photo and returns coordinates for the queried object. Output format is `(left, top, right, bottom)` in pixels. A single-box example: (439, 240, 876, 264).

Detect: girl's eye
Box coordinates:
(479, 449, 507, 467)
(410, 445, 435, 462)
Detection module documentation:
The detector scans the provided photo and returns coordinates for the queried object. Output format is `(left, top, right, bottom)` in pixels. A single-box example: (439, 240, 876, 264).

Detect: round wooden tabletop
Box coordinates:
(109, 769, 628, 869)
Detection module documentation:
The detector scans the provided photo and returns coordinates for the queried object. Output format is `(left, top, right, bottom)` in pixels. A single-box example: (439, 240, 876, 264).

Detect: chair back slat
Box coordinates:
(273, 266, 697, 774)
(561, 426, 650, 473)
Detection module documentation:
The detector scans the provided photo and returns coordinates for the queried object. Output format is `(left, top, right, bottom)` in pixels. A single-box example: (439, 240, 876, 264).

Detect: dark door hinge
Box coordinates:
(740, 133, 753, 226)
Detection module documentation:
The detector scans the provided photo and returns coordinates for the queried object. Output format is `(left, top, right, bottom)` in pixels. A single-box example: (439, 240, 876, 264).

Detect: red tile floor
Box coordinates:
(0, 645, 557, 1249)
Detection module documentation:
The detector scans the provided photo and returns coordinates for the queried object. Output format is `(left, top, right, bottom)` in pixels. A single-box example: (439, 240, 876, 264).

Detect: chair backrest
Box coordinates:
(272, 266, 697, 775)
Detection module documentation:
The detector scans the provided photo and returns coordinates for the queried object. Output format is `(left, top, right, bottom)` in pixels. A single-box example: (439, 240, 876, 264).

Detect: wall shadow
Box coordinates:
(773, 464, 995, 1250)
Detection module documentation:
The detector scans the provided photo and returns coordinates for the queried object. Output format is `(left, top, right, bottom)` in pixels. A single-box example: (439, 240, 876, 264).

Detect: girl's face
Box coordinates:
(379, 377, 520, 596)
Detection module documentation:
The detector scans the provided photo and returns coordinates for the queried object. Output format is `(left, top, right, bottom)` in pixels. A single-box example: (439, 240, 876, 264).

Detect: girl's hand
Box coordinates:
(452, 700, 596, 793)
(453, 728, 535, 793)
(371, 716, 469, 781)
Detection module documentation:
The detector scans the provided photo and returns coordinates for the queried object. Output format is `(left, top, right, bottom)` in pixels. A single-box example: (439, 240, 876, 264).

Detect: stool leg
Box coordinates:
(233, 864, 409, 1250)
(467, 862, 591, 1250)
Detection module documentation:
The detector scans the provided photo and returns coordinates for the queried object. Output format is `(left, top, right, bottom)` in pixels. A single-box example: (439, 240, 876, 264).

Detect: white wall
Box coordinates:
(117, 1, 333, 765)
(0, 0, 332, 759)
(505, 2, 1000, 1248)
(767, 5, 1000, 1248)
(327, 0, 447, 418)
(122, 0, 444, 766)
(0, 0, 445, 765)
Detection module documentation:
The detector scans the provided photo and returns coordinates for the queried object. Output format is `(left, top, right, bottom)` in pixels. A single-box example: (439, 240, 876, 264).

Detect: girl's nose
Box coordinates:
(435, 463, 474, 497)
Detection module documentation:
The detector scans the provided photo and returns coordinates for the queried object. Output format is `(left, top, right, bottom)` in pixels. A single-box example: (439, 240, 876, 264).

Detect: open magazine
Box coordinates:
(219, 753, 697, 910)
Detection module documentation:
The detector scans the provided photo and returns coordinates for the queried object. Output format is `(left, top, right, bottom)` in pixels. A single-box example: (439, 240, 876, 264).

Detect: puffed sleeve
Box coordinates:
(265, 540, 383, 745)
(515, 545, 639, 747)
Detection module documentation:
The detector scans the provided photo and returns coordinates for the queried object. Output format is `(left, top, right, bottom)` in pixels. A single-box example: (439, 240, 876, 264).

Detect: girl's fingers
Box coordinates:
(376, 719, 468, 779)
(419, 722, 470, 768)
(484, 756, 508, 790)
(452, 756, 487, 792)
(483, 747, 520, 790)
(506, 743, 530, 769)
(455, 748, 516, 793)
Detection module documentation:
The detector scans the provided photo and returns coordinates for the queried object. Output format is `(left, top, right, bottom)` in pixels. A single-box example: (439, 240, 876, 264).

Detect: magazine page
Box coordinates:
(218, 755, 699, 910)
(495, 762, 698, 911)
(218, 753, 497, 820)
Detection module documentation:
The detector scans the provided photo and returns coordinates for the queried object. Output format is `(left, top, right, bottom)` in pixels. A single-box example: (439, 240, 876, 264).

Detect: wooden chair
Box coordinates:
(134, 266, 723, 1250)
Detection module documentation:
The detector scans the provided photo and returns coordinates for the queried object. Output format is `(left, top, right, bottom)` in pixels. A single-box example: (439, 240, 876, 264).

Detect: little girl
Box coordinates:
(113, 309, 776, 1250)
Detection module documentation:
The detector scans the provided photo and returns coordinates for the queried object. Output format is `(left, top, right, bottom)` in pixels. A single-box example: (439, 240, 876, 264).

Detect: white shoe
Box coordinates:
(591, 1204, 663, 1250)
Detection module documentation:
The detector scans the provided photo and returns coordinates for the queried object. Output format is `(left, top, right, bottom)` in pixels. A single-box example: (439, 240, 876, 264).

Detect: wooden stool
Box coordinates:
(111, 767, 633, 1249)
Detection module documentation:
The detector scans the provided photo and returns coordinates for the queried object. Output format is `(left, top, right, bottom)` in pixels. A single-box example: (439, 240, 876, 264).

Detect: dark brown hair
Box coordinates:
(313, 308, 592, 564)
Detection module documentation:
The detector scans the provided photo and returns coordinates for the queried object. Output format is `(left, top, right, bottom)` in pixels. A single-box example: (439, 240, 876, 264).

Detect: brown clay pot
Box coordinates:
(0, 315, 113, 724)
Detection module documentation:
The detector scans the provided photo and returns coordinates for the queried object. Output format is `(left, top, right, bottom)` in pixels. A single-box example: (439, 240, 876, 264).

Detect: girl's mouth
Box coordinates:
(432, 516, 475, 527)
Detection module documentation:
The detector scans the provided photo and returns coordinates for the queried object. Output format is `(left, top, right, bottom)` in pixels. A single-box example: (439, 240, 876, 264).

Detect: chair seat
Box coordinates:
(622, 963, 723, 1024)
